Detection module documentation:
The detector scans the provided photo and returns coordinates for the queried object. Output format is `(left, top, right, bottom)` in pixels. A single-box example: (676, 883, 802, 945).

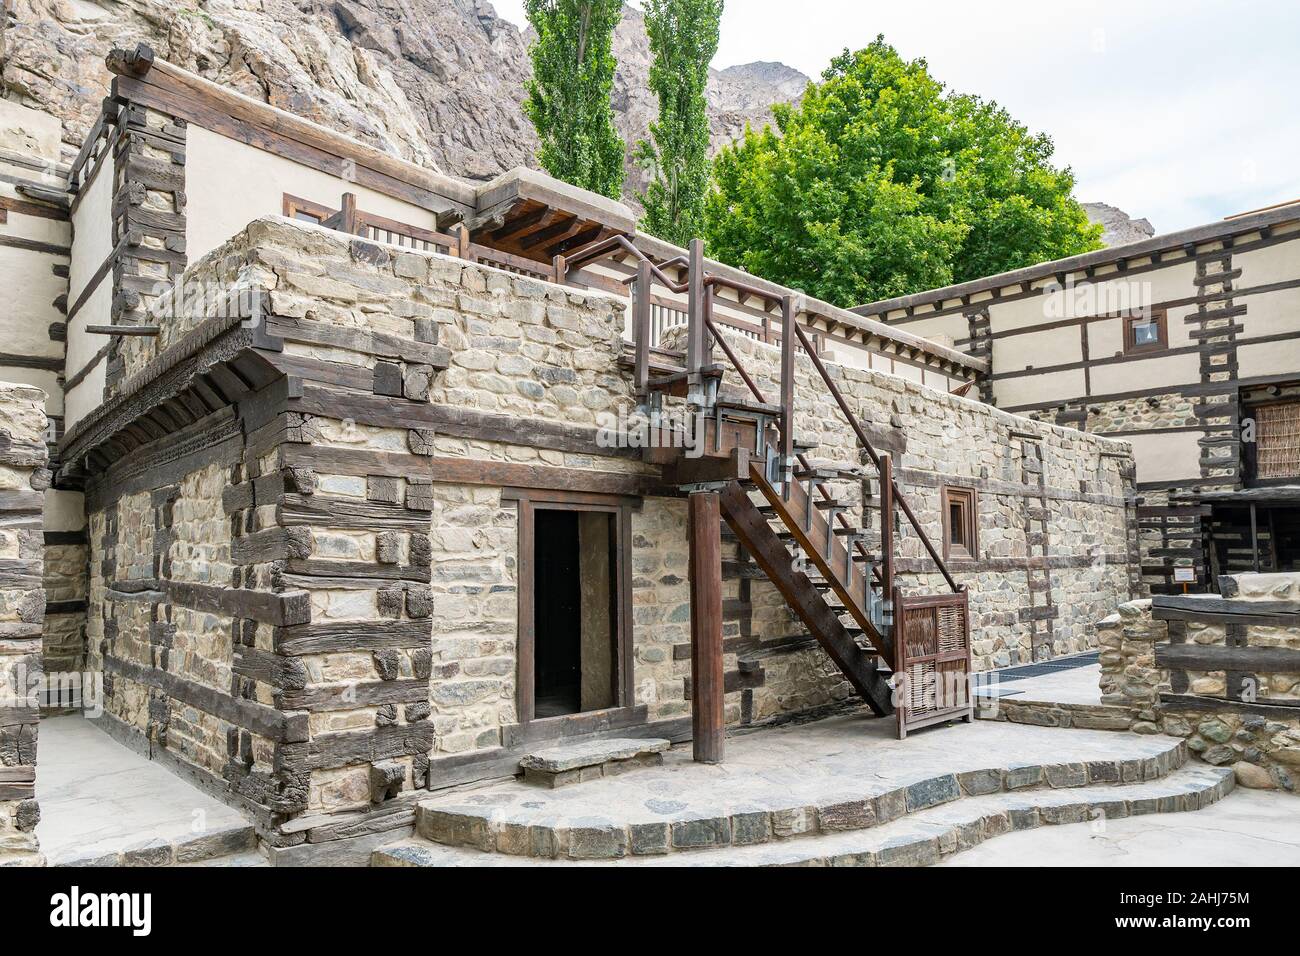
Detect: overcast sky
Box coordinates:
(491, 0, 1300, 234)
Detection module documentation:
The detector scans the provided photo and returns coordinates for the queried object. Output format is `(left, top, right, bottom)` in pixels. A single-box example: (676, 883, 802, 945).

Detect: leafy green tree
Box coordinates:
(523, 0, 626, 199)
(635, 0, 723, 245)
(703, 38, 1103, 307)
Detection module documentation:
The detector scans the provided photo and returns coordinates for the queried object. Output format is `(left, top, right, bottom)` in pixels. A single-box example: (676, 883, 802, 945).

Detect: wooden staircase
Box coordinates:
(718, 469, 894, 716)
(569, 236, 972, 754)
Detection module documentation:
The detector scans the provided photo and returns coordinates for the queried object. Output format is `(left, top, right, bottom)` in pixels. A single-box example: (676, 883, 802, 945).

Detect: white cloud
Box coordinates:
(489, 0, 1300, 232)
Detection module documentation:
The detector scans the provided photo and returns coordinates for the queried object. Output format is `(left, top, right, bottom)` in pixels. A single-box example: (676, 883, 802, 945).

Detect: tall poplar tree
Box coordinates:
(523, 0, 626, 199)
(636, 0, 723, 245)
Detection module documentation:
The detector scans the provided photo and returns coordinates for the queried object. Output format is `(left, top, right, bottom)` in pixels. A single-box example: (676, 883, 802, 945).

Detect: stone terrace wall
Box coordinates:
(1097, 573, 1300, 792)
(0, 384, 50, 866)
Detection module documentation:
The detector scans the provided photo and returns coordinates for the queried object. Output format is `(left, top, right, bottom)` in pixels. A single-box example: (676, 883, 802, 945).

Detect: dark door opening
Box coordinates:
(532, 509, 619, 718)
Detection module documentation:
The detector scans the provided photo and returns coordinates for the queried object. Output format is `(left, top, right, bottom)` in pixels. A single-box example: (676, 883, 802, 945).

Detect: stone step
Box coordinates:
(49, 820, 258, 868)
(395, 733, 1188, 862)
(518, 737, 672, 788)
(371, 764, 1234, 867)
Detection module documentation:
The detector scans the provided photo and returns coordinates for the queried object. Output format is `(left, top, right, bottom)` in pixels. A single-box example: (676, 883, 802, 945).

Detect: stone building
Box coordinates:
(0, 47, 1147, 864)
(852, 204, 1300, 593)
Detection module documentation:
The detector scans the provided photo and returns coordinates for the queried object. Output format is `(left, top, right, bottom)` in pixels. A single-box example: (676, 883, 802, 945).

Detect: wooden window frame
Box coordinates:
(1244, 396, 1300, 486)
(507, 487, 637, 733)
(1123, 308, 1168, 355)
(941, 486, 978, 561)
(281, 193, 336, 224)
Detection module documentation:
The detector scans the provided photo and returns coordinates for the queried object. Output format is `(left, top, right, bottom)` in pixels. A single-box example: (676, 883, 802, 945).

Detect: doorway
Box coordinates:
(514, 490, 633, 726)
(532, 510, 618, 716)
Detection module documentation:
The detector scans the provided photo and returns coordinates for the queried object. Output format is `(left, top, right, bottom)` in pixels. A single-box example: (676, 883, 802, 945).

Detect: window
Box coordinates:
(942, 486, 978, 560)
(281, 193, 335, 224)
(1123, 308, 1167, 354)
(511, 489, 635, 726)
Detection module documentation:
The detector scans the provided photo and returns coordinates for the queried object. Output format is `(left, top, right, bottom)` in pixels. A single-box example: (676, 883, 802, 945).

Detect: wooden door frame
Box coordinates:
(506, 487, 638, 731)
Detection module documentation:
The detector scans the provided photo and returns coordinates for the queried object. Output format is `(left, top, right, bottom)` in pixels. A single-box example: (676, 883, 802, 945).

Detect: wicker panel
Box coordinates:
(904, 607, 937, 660)
(907, 661, 936, 715)
(1256, 402, 1300, 479)
(937, 604, 966, 655)
(894, 589, 973, 738)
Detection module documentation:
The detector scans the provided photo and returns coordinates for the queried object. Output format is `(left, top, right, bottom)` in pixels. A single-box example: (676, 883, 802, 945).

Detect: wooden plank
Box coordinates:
(428, 457, 663, 497)
(1156, 643, 1300, 673)
(688, 491, 725, 763)
(104, 654, 307, 741)
(275, 620, 432, 656)
(1153, 595, 1300, 617)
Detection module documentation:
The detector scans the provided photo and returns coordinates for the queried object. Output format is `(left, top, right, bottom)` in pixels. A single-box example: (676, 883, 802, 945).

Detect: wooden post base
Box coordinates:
(688, 489, 725, 763)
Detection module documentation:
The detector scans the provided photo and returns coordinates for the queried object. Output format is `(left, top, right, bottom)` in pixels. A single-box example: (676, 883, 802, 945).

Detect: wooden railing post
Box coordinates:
(552, 254, 567, 285)
(689, 490, 725, 763)
(779, 294, 796, 496)
(880, 452, 895, 628)
(686, 238, 705, 391)
(339, 192, 357, 234)
(456, 224, 471, 261)
(634, 258, 652, 400)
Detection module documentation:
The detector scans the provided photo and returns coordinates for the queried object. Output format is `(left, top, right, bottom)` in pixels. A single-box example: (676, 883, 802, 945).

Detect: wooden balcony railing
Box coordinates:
(565, 232, 964, 598)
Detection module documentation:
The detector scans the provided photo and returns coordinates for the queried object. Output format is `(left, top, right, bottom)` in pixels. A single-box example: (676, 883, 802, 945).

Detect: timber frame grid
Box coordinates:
(506, 487, 639, 736)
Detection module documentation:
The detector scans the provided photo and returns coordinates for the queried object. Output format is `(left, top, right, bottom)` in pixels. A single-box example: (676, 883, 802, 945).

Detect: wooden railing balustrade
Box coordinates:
(564, 230, 963, 603)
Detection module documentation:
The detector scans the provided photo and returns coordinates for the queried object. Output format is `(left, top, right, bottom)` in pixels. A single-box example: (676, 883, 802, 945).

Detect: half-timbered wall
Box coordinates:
(856, 211, 1300, 593)
(0, 101, 87, 684)
(0, 382, 49, 866)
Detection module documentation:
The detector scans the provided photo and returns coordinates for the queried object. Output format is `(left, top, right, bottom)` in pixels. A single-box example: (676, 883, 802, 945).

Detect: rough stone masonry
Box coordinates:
(59, 217, 1140, 860)
(0, 383, 50, 867)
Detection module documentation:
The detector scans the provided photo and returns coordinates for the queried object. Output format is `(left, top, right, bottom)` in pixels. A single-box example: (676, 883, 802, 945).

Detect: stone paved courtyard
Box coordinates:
(938, 788, 1300, 866)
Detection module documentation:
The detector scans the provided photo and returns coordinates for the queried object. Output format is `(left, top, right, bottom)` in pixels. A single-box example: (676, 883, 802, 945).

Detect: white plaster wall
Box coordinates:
(68, 157, 114, 304)
(1239, 340, 1300, 379)
(1129, 430, 1201, 485)
(994, 368, 1085, 408)
(1236, 227, 1300, 288)
(1090, 352, 1200, 396)
(1238, 285, 1300, 342)
(185, 125, 442, 263)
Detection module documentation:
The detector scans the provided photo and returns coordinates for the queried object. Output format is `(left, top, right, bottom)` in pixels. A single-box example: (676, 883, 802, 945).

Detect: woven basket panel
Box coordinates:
(1257, 402, 1300, 479)
(937, 605, 966, 655)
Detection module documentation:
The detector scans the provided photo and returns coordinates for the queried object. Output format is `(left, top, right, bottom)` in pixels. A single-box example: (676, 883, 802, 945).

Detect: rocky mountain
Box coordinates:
(1083, 202, 1156, 247)
(1, 0, 808, 199)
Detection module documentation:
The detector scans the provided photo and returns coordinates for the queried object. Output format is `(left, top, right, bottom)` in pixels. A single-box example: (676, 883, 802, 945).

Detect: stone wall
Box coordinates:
(0, 383, 50, 866)
(684, 329, 1141, 678)
(1096, 572, 1300, 792)
(75, 217, 1145, 859)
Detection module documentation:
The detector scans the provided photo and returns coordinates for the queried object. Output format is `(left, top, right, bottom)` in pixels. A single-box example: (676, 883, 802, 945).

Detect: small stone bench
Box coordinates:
(518, 738, 671, 788)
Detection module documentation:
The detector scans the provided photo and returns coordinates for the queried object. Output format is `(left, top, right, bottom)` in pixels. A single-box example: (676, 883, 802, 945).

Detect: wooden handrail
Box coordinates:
(700, 310, 882, 586)
(790, 320, 961, 593)
(592, 228, 960, 595)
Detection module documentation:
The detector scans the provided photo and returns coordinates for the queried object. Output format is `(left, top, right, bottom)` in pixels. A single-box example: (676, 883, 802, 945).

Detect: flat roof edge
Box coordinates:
(851, 202, 1300, 319)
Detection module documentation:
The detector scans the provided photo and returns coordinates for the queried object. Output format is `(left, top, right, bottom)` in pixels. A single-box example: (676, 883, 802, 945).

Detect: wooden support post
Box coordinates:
(686, 238, 705, 385)
(779, 294, 795, 493)
(1250, 503, 1260, 574)
(552, 254, 567, 285)
(456, 224, 471, 261)
(688, 490, 724, 763)
(879, 452, 895, 616)
(339, 192, 357, 235)
(634, 258, 652, 400)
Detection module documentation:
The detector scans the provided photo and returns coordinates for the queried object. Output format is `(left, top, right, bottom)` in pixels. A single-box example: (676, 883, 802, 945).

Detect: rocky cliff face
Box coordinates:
(1083, 202, 1156, 247)
(1, 0, 807, 199)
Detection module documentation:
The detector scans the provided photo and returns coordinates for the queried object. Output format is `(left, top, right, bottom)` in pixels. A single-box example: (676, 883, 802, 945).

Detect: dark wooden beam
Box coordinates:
(688, 490, 724, 763)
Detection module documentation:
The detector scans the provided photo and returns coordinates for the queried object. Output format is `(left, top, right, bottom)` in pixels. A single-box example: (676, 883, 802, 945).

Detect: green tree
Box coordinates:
(635, 0, 723, 245)
(703, 38, 1103, 307)
(523, 0, 626, 199)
